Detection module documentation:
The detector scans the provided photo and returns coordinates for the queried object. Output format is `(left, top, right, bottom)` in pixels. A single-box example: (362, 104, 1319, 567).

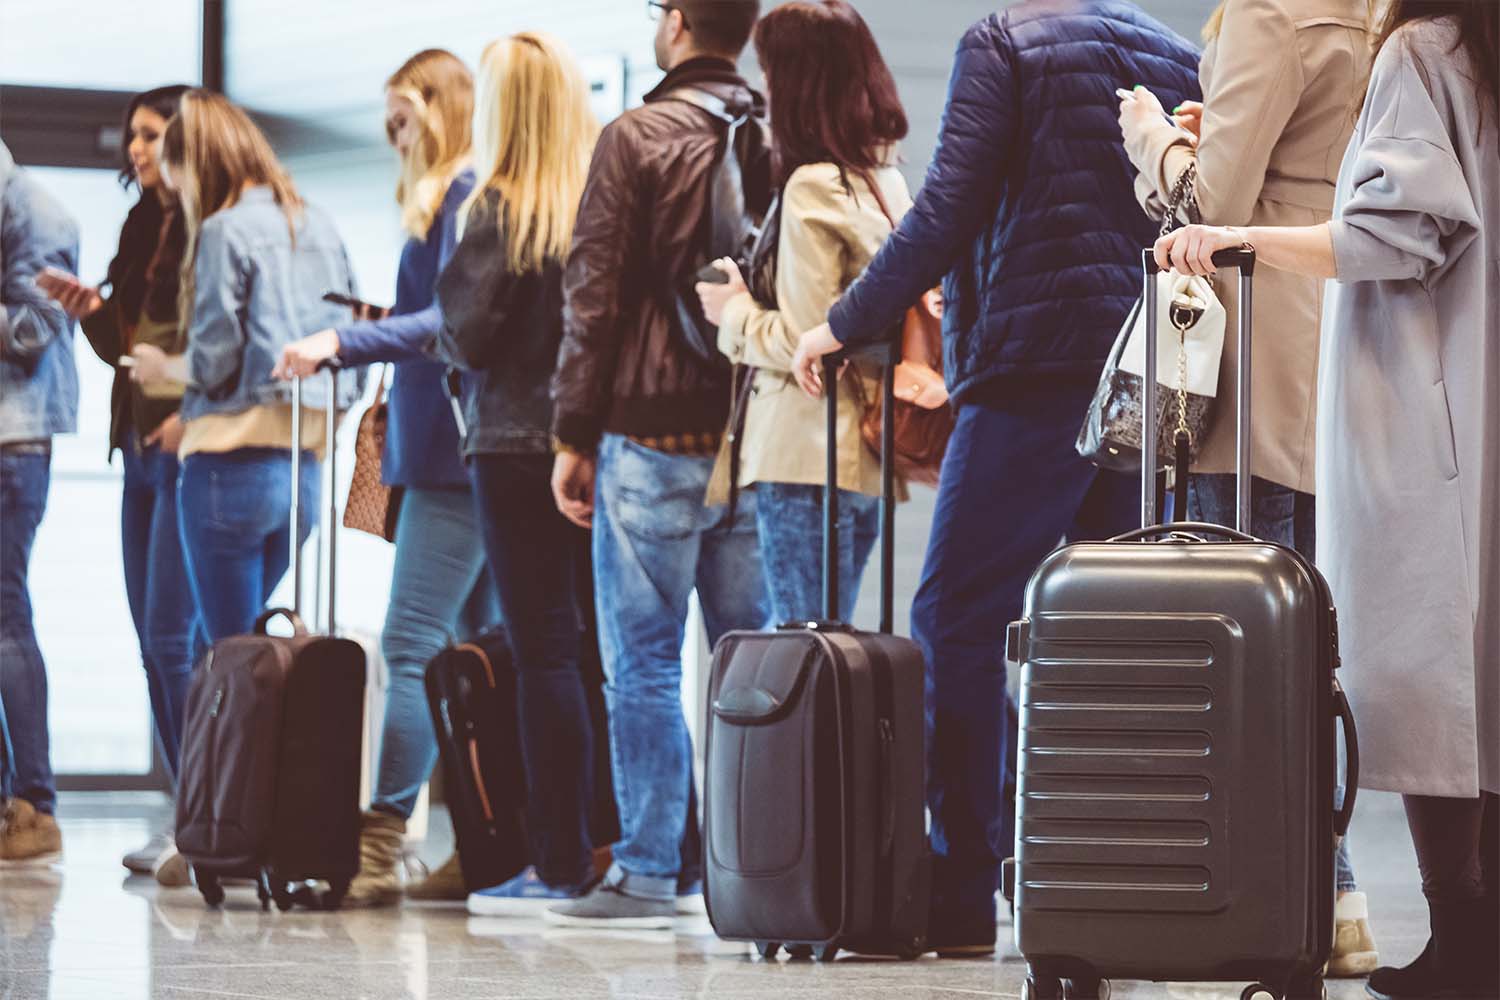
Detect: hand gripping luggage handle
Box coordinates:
(1140, 246, 1255, 531)
(822, 342, 898, 632)
(290, 360, 342, 632)
(1334, 682, 1360, 838)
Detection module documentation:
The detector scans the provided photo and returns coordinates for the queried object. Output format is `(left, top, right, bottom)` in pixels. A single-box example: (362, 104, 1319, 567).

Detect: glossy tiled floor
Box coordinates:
(3, 792, 1426, 1000)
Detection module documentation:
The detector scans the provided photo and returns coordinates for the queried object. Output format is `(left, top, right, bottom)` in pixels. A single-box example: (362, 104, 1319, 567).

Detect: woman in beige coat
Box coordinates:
(1119, 0, 1377, 977)
(1122, 0, 1374, 977)
(697, 0, 911, 624)
(1155, 3, 1498, 994)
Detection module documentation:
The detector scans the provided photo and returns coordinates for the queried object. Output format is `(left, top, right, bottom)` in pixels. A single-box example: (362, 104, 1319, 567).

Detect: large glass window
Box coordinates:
(0, 0, 200, 91)
(26, 167, 153, 776)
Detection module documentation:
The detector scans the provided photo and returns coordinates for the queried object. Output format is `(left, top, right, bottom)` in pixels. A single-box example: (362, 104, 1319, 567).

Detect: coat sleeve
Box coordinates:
(0, 178, 80, 368)
(551, 120, 644, 451)
(79, 298, 124, 369)
(432, 199, 520, 372)
(826, 17, 1017, 347)
(719, 170, 853, 372)
(1130, 0, 1302, 227)
(185, 219, 250, 399)
(1329, 37, 1480, 285)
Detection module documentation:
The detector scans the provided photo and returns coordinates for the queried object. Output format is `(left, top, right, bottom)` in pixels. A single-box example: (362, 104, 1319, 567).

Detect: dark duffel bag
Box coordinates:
(1003, 249, 1360, 1000)
(704, 346, 930, 962)
(177, 371, 367, 912)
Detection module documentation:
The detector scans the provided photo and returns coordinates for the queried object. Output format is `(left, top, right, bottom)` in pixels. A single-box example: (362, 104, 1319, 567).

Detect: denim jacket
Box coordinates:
(0, 143, 81, 445)
(180, 186, 363, 422)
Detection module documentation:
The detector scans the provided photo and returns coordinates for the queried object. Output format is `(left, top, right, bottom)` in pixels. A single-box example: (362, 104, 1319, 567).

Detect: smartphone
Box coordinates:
(322, 291, 369, 310)
(117, 355, 137, 368)
(696, 263, 731, 286)
(1115, 87, 1137, 101)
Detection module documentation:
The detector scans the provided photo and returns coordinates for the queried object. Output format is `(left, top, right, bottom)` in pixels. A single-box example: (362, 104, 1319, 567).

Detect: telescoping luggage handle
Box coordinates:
(289, 362, 342, 633)
(1141, 246, 1255, 532)
(821, 342, 899, 633)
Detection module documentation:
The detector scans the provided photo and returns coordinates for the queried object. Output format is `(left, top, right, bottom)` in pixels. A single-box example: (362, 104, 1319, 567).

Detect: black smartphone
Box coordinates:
(695, 263, 731, 285)
(322, 291, 367, 310)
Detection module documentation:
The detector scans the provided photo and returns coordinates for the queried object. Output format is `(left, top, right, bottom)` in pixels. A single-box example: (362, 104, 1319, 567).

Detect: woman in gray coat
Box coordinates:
(1154, 2, 1497, 997)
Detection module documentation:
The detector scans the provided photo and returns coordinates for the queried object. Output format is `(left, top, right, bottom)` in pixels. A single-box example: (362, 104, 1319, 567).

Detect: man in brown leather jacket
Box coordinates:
(547, 0, 771, 929)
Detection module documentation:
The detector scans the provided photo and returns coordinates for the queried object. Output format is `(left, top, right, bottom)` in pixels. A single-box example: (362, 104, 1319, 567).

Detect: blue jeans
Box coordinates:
(371, 486, 499, 820)
(754, 482, 879, 624)
(914, 390, 1139, 929)
(471, 454, 596, 886)
(1188, 473, 1358, 893)
(593, 435, 770, 900)
(121, 438, 202, 780)
(0, 446, 54, 814)
(178, 448, 319, 643)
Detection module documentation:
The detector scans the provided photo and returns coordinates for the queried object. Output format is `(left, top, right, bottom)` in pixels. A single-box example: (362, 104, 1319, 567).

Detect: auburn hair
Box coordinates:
(1371, 0, 1498, 136)
(387, 49, 475, 239)
(752, 1, 907, 189)
(465, 33, 597, 273)
(162, 89, 301, 327)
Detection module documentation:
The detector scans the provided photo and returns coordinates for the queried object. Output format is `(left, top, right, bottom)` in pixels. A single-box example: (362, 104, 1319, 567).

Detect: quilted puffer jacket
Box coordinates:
(827, 0, 1200, 405)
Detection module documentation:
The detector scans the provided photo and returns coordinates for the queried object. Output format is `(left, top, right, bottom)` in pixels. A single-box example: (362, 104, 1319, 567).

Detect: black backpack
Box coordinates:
(664, 87, 766, 372)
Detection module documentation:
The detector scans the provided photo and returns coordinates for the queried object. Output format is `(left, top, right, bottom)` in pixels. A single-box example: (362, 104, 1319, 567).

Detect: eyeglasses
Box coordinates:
(647, 1, 690, 27)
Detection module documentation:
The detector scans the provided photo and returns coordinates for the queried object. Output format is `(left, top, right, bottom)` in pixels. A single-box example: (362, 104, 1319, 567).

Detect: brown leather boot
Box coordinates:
(406, 852, 466, 902)
(0, 799, 62, 865)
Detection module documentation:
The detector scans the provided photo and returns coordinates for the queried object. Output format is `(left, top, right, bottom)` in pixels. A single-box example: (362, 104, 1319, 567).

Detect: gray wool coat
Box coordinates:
(1318, 17, 1499, 797)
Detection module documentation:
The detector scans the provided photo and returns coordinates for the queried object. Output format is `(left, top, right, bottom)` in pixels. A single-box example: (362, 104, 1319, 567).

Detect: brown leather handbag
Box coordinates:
(860, 292, 954, 487)
(343, 369, 402, 542)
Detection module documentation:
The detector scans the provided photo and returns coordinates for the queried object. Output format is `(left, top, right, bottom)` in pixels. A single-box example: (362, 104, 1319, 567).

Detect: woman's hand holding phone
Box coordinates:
(35, 267, 104, 319)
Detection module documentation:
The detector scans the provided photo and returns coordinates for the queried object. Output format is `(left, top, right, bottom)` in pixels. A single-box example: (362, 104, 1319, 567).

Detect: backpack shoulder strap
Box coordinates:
(660, 86, 746, 127)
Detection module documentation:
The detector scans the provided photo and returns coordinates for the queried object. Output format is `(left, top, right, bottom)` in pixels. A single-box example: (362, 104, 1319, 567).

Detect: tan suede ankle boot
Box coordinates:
(343, 810, 406, 908)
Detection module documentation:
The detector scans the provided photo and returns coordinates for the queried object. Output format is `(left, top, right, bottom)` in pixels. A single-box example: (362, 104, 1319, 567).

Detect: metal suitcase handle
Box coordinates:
(1109, 521, 1257, 544)
(1141, 246, 1256, 531)
(289, 360, 343, 632)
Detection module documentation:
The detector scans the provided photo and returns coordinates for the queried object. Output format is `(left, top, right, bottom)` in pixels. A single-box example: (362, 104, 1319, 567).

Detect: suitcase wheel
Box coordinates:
(196, 870, 225, 907)
(272, 882, 295, 912)
(785, 945, 813, 961)
(813, 944, 839, 963)
(755, 942, 781, 960)
(321, 877, 350, 911)
(1240, 986, 1282, 1000)
(1023, 974, 1063, 1000)
(255, 870, 273, 912)
(1063, 978, 1110, 1000)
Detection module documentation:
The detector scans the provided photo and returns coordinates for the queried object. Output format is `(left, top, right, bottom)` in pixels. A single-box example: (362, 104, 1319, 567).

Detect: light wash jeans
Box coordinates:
(592, 435, 769, 901)
(1189, 473, 1358, 893)
(754, 481, 879, 625)
(371, 486, 499, 820)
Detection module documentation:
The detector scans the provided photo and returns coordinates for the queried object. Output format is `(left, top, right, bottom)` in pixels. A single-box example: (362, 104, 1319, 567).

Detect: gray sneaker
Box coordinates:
(544, 882, 674, 930)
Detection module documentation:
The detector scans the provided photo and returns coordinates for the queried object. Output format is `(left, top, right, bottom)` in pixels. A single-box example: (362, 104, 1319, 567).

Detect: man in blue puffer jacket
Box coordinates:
(791, 0, 1199, 954)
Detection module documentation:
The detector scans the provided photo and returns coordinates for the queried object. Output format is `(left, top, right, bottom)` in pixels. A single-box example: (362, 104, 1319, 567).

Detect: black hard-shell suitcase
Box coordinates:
(1004, 249, 1360, 1000)
(704, 349, 931, 962)
(177, 372, 367, 911)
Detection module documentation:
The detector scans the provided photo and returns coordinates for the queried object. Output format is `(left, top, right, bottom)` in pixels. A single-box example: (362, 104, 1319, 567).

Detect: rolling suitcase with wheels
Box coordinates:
(1004, 248, 1359, 1000)
(704, 347, 930, 962)
(176, 372, 367, 911)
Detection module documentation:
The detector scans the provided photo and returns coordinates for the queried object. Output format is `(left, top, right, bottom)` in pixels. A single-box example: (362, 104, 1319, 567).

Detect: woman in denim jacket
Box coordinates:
(274, 49, 501, 906)
(132, 90, 360, 645)
(432, 33, 602, 912)
(40, 85, 204, 882)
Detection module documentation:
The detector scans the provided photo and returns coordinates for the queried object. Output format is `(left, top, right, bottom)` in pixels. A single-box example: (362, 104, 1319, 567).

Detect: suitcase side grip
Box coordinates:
(1334, 683, 1360, 837)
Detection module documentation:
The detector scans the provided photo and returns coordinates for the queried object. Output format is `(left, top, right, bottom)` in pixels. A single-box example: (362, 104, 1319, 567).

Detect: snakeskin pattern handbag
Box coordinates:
(1076, 162, 1223, 472)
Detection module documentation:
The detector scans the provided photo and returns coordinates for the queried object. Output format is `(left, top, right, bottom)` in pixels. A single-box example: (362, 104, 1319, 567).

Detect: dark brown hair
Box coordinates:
(1372, 0, 1498, 133)
(753, 0, 908, 188)
(106, 84, 191, 324)
(678, 0, 759, 58)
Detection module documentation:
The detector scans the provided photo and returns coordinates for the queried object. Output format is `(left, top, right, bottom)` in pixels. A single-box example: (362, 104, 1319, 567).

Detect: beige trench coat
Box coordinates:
(1320, 18, 1499, 797)
(1126, 0, 1371, 494)
(707, 161, 912, 505)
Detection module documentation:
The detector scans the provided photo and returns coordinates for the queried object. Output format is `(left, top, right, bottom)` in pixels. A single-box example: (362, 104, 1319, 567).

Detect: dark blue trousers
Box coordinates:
(912, 383, 1138, 929)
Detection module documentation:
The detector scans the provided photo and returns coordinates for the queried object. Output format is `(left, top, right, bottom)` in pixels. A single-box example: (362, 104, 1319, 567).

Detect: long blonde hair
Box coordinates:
(162, 89, 301, 326)
(465, 32, 598, 273)
(387, 49, 474, 239)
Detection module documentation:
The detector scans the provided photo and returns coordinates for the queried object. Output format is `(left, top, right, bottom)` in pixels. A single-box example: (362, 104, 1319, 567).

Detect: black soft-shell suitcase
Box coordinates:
(424, 623, 622, 893)
(704, 349, 930, 962)
(1004, 249, 1360, 1000)
(176, 372, 367, 911)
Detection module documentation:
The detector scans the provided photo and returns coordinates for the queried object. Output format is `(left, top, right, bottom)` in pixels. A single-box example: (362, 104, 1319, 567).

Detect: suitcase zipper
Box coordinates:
(878, 717, 896, 856)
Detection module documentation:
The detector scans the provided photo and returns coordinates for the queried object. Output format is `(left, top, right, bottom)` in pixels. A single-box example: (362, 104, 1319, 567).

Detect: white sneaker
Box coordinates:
(122, 830, 173, 874)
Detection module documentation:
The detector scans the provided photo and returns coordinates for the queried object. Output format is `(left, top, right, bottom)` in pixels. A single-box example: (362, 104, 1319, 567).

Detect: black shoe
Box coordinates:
(926, 919, 997, 958)
(1366, 897, 1500, 1000)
